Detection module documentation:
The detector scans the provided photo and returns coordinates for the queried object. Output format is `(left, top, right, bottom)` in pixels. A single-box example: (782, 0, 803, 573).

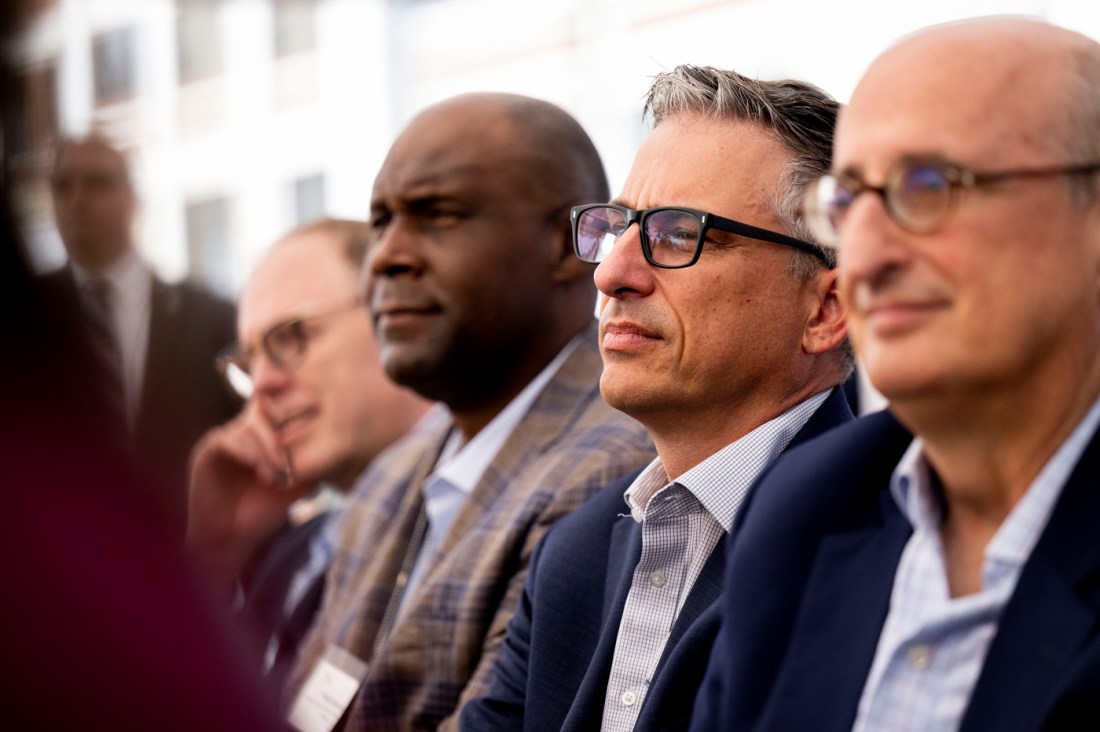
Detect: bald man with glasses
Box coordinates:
(692, 17, 1100, 732)
(187, 218, 431, 689)
(461, 65, 853, 732)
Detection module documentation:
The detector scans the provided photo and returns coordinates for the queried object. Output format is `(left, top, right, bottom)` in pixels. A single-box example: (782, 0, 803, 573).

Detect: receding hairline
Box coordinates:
(272, 217, 372, 270)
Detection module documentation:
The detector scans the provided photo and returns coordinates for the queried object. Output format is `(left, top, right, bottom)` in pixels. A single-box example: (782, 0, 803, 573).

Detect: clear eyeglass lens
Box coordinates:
(223, 360, 254, 400)
(894, 163, 953, 230)
(264, 320, 308, 370)
(644, 209, 701, 266)
(577, 207, 626, 263)
(804, 176, 845, 248)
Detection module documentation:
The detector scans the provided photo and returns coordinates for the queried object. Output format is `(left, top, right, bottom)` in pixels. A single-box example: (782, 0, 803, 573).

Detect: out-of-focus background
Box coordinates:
(8, 0, 1100, 296)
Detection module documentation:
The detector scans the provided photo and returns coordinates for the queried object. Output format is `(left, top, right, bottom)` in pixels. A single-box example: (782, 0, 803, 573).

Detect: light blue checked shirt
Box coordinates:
(853, 394, 1100, 732)
(602, 389, 832, 732)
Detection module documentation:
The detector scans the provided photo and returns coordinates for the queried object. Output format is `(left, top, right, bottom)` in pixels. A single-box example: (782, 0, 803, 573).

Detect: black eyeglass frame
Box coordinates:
(570, 203, 828, 269)
(805, 155, 1100, 247)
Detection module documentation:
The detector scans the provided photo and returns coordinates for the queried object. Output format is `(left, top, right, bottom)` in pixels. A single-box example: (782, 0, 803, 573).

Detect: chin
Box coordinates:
(600, 379, 650, 419)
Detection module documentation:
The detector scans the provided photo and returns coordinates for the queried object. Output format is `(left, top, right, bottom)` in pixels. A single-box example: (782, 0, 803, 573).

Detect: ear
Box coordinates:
(802, 267, 848, 355)
(548, 208, 592, 285)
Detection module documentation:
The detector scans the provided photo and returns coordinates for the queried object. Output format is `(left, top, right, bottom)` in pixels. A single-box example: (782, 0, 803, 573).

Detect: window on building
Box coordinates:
(185, 196, 232, 295)
(92, 27, 136, 105)
(177, 0, 223, 83)
(273, 0, 318, 57)
(7, 62, 58, 158)
(292, 173, 326, 225)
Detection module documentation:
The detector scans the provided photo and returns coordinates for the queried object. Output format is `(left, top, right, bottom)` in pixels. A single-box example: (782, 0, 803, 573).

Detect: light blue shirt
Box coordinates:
(602, 389, 832, 732)
(396, 335, 582, 615)
(852, 394, 1100, 732)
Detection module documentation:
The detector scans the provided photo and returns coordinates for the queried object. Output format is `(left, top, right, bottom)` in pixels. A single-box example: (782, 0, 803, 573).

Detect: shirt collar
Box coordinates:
(891, 392, 1100, 570)
(71, 249, 146, 291)
(71, 249, 150, 308)
(624, 388, 833, 532)
(433, 334, 582, 494)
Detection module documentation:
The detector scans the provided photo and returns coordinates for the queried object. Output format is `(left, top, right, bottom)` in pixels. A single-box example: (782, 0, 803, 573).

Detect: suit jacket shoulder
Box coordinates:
(463, 388, 855, 732)
(289, 324, 657, 731)
(695, 408, 1100, 732)
(136, 277, 238, 533)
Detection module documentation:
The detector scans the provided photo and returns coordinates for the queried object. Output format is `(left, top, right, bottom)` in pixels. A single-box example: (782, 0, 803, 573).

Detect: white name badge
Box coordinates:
(287, 645, 369, 732)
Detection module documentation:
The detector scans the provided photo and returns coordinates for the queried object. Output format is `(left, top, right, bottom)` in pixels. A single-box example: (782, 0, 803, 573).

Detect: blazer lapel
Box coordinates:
(561, 518, 642, 732)
(656, 536, 725, 675)
(138, 278, 177, 419)
(437, 324, 603, 555)
(761, 489, 911, 730)
(962, 424, 1100, 731)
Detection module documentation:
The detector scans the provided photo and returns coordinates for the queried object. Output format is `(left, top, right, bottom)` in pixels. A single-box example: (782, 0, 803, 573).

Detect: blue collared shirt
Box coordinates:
(853, 394, 1100, 732)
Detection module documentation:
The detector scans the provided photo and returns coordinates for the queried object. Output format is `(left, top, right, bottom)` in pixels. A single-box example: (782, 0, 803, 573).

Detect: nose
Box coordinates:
(836, 192, 913, 293)
(249, 350, 292, 397)
(592, 224, 656, 301)
(367, 217, 425, 280)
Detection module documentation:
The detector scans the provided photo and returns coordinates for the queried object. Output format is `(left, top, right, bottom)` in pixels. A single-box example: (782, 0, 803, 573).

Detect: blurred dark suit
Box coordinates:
(40, 265, 238, 535)
(241, 512, 331, 694)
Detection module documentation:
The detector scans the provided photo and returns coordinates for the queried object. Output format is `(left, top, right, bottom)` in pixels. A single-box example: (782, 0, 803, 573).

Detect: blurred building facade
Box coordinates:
(7, 0, 1100, 295)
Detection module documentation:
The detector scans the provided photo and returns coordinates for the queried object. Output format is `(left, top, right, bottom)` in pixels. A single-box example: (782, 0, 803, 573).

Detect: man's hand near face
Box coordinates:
(186, 399, 315, 597)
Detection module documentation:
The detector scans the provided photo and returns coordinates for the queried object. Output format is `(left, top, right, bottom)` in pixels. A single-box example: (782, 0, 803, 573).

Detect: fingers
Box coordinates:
(195, 401, 282, 482)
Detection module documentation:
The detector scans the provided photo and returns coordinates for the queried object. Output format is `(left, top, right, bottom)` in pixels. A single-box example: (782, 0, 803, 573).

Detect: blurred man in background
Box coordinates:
(41, 132, 238, 536)
(187, 218, 431, 690)
(0, 6, 285, 729)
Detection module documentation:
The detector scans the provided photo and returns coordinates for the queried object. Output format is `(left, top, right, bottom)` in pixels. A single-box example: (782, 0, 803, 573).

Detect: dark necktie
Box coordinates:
(83, 278, 129, 436)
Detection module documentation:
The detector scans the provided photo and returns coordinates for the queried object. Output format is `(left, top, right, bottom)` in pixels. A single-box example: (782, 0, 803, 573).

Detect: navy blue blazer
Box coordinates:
(460, 388, 853, 732)
(691, 409, 1100, 731)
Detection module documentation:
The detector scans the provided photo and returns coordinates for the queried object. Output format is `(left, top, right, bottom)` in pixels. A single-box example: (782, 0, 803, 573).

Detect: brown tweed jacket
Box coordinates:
(287, 323, 656, 731)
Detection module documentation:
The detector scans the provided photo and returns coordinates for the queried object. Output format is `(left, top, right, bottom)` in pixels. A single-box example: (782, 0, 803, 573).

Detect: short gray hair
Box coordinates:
(644, 65, 839, 277)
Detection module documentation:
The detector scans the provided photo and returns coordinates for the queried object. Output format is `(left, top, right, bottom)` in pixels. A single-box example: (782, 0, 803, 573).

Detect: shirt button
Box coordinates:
(621, 690, 637, 707)
(906, 644, 932, 670)
(649, 570, 667, 588)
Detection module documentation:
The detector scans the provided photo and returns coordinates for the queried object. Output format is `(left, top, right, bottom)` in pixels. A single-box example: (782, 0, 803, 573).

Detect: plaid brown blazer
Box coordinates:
(287, 324, 656, 731)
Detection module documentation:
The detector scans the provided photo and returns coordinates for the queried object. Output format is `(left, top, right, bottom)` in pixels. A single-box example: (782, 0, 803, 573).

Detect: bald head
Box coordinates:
(51, 134, 137, 272)
(832, 17, 1100, 428)
(366, 93, 607, 430)
(841, 18, 1100, 173)
(386, 92, 608, 223)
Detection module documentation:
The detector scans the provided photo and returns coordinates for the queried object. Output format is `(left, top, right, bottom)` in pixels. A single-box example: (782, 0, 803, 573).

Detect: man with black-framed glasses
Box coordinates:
(693, 17, 1100, 731)
(461, 65, 854, 731)
(187, 218, 431, 690)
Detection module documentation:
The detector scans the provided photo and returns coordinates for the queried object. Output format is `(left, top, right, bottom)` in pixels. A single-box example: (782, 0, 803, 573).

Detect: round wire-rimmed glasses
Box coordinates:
(215, 295, 363, 399)
(803, 156, 1100, 247)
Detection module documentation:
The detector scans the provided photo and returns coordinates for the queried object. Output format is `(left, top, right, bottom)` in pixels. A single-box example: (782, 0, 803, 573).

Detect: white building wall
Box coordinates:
(16, 0, 1100, 294)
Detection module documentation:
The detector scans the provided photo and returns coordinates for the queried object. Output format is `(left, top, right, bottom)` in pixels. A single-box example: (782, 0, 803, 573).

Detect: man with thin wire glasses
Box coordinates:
(462, 65, 854, 731)
(187, 218, 430, 690)
(693, 17, 1100, 731)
